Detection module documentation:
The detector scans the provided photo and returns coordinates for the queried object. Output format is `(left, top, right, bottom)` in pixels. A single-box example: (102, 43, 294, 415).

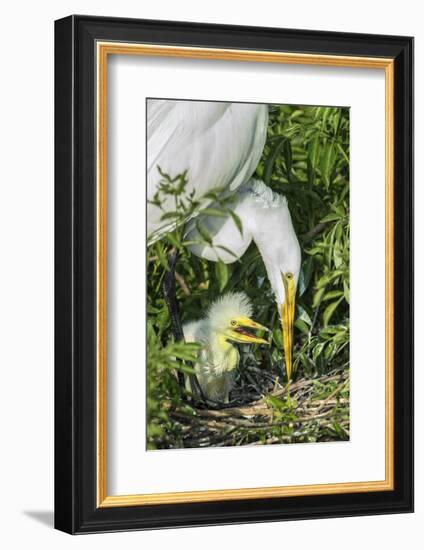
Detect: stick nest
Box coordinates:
(169, 367, 349, 449)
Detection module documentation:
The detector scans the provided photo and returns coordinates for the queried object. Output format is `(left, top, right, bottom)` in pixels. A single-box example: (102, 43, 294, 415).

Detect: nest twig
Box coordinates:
(169, 370, 350, 448)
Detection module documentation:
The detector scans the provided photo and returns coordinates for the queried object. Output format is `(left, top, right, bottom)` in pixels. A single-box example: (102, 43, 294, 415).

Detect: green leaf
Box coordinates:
(315, 269, 345, 289)
(266, 395, 285, 410)
(343, 281, 350, 304)
(164, 232, 182, 250)
(201, 207, 227, 217)
(296, 304, 312, 325)
(308, 136, 320, 172)
(320, 213, 341, 223)
(297, 257, 314, 296)
(324, 341, 336, 360)
(290, 109, 304, 119)
(215, 244, 239, 260)
(299, 351, 312, 369)
(312, 286, 326, 308)
(333, 241, 343, 269)
(322, 290, 344, 302)
(331, 109, 341, 135)
(215, 262, 229, 292)
(283, 139, 293, 180)
(264, 137, 286, 185)
(178, 364, 197, 375)
(228, 209, 243, 236)
(272, 326, 283, 347)
(336, 142, 350, 164)
(295, 319, 310, 335)
(160, 211, 179, 221)
(155, 243, 169, 271)
(171, 343, 201, 361)
(321, 141, 336, 185)
(323, 297, 344, 326)
(312, 342, 326, 362)
(195, 221, 213, 244)
(330, 203, 345, 217)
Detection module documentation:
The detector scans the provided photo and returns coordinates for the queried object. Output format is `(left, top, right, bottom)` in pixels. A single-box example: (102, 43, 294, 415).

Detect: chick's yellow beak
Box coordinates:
(228, 316, 269, 345)
(281, 272, 296, 380)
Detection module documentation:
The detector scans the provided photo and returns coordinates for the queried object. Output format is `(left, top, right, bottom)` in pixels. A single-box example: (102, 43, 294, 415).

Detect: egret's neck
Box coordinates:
(234, 179, 301, 307)
(210, 333, 239, 374)
(259, 246, 295, 306)
(212, 334, 234, 359)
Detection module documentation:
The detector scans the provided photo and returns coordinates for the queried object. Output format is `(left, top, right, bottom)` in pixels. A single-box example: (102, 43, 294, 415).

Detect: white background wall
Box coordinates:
(0, 1, 420, 548)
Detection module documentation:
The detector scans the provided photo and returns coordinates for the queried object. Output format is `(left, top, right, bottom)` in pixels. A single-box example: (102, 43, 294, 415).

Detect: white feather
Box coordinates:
(186, 178, 301, 306)
(147, 100, 268, 239)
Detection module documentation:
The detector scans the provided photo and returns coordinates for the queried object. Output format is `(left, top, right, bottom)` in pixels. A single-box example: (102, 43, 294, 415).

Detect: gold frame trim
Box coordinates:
(96, 42, 395, 508)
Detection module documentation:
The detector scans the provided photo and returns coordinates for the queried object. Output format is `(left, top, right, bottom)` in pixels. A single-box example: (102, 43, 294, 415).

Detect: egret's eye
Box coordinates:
(285, 272, 293, 279)
(230, 319, 237, 327)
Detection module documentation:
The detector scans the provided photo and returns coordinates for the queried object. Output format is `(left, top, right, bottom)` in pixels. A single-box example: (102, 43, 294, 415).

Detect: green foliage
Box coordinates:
(146, 319, 201, 449)
(146, 104, 350, 448)
(257, 105, 350, 379)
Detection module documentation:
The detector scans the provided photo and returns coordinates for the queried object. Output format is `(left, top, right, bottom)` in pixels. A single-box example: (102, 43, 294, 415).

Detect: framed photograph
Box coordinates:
(54, 15, 414, 534)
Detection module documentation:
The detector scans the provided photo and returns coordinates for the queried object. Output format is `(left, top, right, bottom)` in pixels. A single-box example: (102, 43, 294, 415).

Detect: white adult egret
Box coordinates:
(147, 99, 301, 379)
(183, 292, 269, 403)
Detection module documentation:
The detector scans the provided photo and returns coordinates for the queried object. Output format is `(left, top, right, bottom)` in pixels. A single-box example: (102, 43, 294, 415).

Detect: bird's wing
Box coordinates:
(147, 100, 268, 241)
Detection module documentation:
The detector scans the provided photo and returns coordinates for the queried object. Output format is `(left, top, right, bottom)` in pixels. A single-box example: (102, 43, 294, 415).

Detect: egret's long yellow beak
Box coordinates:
(281, 272, 296, 380)
(227, 316, 270, 345)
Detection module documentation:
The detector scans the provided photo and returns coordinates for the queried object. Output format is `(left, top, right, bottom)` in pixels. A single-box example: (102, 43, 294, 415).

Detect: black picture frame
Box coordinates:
(55, 15, 414, 534)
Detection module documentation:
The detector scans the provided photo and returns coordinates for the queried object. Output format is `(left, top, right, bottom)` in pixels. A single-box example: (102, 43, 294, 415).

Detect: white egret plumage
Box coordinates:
(148, 100, 268, 241)
(183, 292, 269, 403)
(147, 99, 301, 380)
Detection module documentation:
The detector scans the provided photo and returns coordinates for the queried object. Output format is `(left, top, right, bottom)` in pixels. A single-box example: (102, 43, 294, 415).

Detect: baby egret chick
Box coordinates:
(183, 292, 269, 403)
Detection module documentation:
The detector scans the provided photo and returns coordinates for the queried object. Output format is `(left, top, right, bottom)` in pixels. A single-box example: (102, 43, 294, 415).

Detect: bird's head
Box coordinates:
(207, 292, 269, 345)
